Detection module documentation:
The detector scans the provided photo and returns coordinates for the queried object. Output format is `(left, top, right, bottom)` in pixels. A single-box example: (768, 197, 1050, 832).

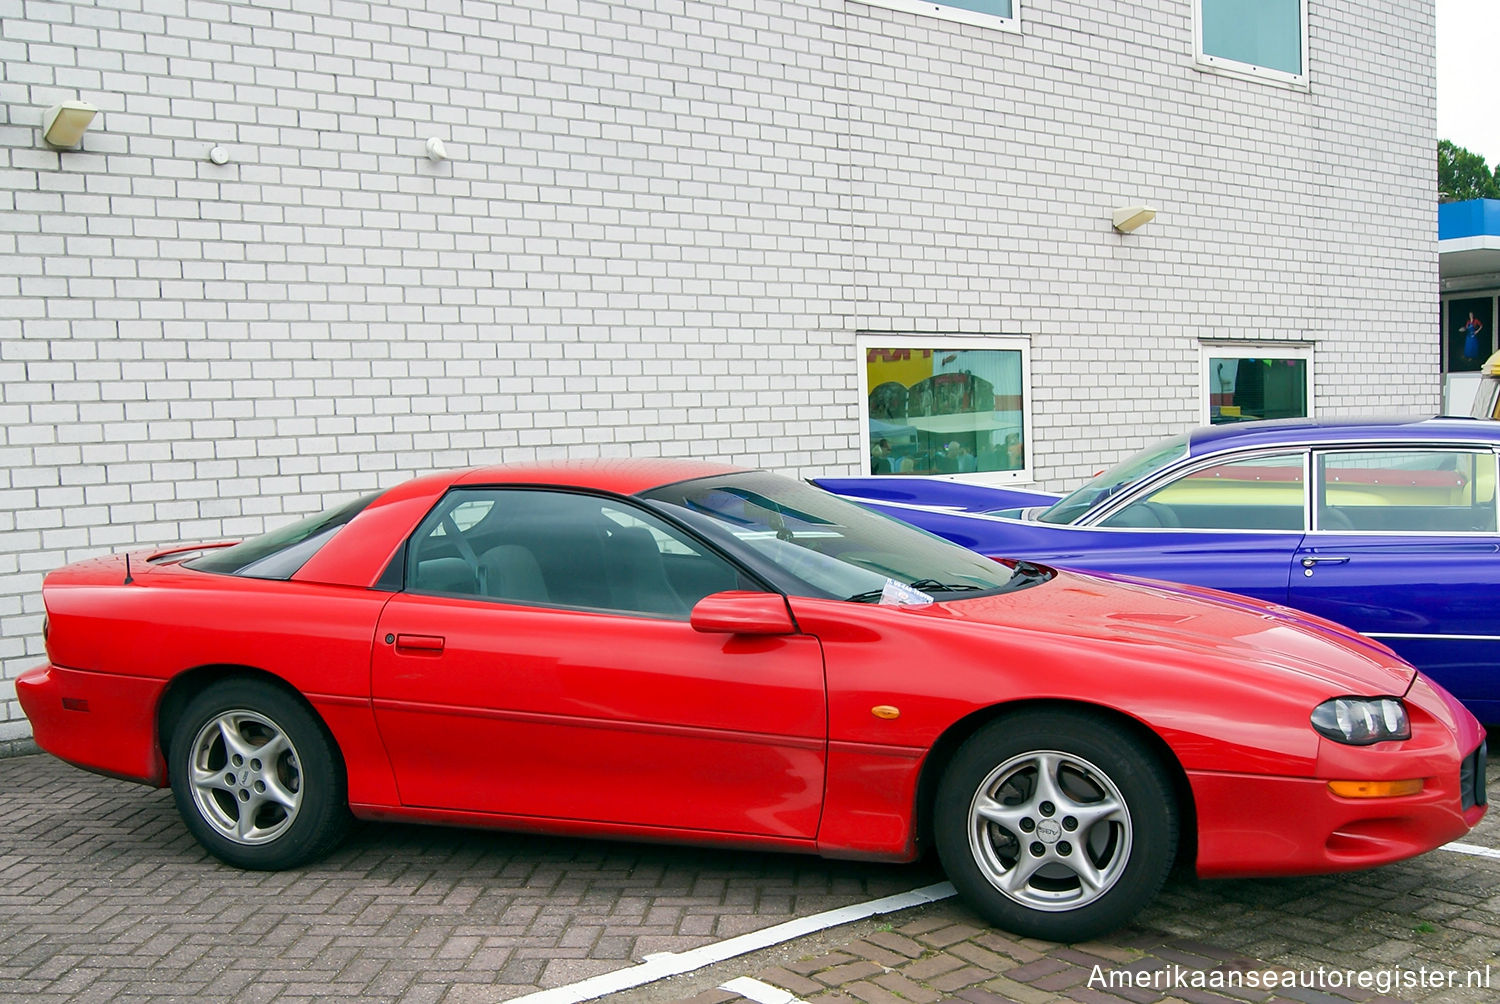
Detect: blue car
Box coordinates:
(818, 417, 1500, 723)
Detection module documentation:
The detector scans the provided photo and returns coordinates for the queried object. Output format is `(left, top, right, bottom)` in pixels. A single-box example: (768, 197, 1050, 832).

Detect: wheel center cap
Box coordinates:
(238, 769, 252, 787)
(1035, 819, 1062, 843)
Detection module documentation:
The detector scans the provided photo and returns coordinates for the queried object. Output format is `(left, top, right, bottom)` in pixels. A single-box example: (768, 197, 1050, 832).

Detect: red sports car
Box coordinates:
(18, 460, 1488, 941)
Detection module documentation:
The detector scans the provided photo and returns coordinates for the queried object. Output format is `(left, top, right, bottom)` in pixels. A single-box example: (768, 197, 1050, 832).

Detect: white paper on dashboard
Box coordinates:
(880, 579, 934, 606)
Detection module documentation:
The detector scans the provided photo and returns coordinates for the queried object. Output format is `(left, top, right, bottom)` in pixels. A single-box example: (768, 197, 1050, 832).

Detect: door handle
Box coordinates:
(1301, 556, 1350, 576)
(392, 633, 445, 654)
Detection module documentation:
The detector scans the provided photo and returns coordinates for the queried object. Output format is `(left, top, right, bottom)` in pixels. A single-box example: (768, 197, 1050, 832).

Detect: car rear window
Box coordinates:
(185, 492, 380, 579)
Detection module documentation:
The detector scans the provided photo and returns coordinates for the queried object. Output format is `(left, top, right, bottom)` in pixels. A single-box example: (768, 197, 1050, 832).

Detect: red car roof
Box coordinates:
(451, 458, 749, 495)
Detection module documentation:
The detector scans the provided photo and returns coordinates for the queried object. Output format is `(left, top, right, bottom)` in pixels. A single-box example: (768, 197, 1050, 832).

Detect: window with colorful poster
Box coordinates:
(859, 336, 1032, 484)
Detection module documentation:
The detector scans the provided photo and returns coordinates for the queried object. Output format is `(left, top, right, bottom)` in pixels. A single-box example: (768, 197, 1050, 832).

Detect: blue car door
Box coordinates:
(1073, 449, 1310, 605)
(1053, 527, 1303, 606)
(1288, 446, 1500, 722)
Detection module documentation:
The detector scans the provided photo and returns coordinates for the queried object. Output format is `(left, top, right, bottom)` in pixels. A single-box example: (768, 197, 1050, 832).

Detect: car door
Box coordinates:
(1289, 446, 1500, 721)
(369, 486, 828, 839)
(1068, 450, 1310, 605)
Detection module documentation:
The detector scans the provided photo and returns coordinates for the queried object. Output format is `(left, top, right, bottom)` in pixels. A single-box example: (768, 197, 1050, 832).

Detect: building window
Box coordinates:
(1195, 0, 1307, 86)
(1202, 345, 1312, 425)
(853, 0, 1018, 34)
(859, 336, 1032, 484)
(1445, 295, 1496, 374)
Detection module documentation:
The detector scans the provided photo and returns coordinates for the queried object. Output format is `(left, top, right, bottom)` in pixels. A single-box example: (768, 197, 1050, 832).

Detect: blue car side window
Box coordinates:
(1316, 450, 1499, 534)
(1099, 453, 1306, 531)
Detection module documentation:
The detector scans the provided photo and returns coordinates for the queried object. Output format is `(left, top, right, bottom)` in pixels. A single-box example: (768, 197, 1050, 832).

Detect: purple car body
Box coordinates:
(819, 417, 1500, 723)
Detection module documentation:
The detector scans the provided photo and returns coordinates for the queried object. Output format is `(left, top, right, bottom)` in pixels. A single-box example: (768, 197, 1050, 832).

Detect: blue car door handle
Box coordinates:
(1301, 556, 1351, 575)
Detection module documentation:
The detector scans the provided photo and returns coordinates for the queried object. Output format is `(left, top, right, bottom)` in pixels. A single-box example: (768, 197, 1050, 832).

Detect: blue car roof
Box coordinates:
(1185, 416, 1500, 456)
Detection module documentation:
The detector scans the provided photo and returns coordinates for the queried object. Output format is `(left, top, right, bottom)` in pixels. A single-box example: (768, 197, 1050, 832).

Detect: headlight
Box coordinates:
(1310, 697, 1410, 746)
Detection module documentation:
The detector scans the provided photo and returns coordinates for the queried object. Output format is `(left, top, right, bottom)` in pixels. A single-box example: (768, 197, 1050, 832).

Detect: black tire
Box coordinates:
(168, 679, 351, 870)
(934, 710, 1177, 942)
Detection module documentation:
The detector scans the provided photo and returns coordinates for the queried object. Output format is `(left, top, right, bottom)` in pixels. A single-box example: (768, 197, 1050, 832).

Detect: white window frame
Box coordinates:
(1200, 343, 1314, 426)
(857, 334, 1034, 486)
(851, 0, 1020, 34)
(1193, 0, 1309, 89)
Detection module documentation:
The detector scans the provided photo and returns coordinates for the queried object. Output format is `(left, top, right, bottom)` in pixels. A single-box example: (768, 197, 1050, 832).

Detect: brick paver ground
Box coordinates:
(1, 751, 1495, 1003)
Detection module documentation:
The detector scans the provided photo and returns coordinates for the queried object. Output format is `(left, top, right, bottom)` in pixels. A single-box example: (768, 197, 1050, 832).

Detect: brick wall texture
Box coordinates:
(0, 0, 1439, 738)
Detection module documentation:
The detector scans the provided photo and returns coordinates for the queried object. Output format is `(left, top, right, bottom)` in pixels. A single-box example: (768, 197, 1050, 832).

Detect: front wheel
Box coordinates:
(934, 711, 1178, 942)
(169, 679, 351, 870)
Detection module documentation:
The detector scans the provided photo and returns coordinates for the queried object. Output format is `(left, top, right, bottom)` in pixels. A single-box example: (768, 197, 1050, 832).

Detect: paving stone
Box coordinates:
(843, 937, 911, 969)
(844, 979, 917, 1004)
(964, 980, 1059, 1004)
(871, 969, 946, 1003)
(927, 965, 997, 993)
(786, 950, 858, 977)
(974, 930, 1052, 964)
(1031, 964, 1092, 992)
(902, 953, 970, 982)
(864, 929, 927, 959)
(812, 959, 887, 987)
(753, 964, 826, 995)
(921, 923, 988, 949)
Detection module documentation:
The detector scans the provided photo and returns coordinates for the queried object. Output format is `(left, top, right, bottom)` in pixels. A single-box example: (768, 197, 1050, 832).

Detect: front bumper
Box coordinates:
(1190, 673, 1487, 878)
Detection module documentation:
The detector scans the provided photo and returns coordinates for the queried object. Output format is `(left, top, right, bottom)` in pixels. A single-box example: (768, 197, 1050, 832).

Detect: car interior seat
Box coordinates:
(480, 544, 550, 604)
(604, 526, 689, 617)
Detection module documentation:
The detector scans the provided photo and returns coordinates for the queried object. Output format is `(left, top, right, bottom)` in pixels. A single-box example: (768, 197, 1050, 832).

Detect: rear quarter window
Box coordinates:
(186, 492, 379, 579)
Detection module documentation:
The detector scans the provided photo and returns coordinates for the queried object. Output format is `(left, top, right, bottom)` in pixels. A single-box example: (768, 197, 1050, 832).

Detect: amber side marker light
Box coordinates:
(1328, 779, 1423, 798)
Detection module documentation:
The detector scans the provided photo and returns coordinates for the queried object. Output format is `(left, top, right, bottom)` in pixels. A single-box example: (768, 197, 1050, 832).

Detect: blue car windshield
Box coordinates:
(1037, 435, 1189, 524)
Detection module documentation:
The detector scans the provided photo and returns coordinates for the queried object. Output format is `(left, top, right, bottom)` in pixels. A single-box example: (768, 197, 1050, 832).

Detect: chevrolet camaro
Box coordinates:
(19, 459, 1489, 941)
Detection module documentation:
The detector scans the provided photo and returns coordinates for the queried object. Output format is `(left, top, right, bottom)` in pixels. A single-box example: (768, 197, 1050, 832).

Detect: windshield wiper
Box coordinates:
(1005, 561, 1050, 588)
(846, 579, 986, 603)
(907, 579, 985, 593)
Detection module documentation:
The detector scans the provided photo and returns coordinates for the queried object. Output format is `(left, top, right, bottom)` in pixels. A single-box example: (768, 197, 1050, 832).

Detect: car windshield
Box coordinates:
(641, 471, 1045, 603)
(185, 492, 380, 579)
(1037, 435, 1189, 524)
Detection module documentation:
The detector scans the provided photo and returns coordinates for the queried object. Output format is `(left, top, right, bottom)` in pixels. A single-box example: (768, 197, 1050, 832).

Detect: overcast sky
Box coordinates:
(1437, 0, 1500, 167)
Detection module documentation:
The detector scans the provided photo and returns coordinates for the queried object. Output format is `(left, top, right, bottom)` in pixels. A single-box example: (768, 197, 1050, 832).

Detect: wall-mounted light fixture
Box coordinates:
(1112, 205, 1157, 234)
(425, 137, 448, 162)
(41, 101, 99, 148)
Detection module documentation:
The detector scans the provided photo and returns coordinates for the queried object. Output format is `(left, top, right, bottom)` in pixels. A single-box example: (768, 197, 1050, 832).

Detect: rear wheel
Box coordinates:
(934, 711, 1177, 942)
(168, 679, 350, 870)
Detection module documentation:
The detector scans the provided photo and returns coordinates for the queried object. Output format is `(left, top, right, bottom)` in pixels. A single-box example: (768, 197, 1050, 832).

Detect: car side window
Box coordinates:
(404, 488, 753, 618)
(1316, 449, 1498, 534)
(1098, 453, 1306, 531)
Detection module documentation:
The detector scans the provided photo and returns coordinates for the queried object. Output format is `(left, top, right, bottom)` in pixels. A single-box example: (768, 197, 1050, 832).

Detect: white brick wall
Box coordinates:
(0, 0, 1438, 740)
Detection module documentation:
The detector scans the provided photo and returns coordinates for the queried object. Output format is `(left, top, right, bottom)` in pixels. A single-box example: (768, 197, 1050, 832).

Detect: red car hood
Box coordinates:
(929, 567, 1417, 698)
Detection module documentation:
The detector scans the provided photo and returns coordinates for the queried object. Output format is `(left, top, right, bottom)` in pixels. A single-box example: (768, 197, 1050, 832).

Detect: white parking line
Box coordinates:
(1441, 840, 1500, 861)
(719, 976, 807, 1004)
(506, 837, 1499, 1004)
(501, 881, 956, 1004)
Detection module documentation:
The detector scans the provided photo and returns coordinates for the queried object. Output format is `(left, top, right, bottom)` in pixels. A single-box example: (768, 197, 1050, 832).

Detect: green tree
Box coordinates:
(1438, 139, 1500, 201)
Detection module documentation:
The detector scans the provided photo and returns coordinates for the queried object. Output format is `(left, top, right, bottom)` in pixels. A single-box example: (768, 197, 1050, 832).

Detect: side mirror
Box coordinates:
(689, 591, 796, 636)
